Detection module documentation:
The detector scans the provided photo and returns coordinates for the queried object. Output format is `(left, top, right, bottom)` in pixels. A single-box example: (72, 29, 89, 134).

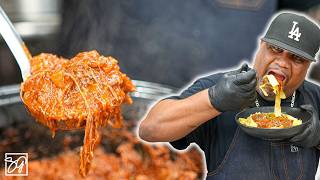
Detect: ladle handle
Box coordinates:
(0, 5, 30, 81)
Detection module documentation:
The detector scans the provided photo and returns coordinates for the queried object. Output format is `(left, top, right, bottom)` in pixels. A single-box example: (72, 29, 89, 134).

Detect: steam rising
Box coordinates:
(58, 0, 277, 87)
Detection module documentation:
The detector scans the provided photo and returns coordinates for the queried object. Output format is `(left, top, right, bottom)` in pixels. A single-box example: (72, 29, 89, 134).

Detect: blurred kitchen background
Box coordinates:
(0, 0, 319, 88)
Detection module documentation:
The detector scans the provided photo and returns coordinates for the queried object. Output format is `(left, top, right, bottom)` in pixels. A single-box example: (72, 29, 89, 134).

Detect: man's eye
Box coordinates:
(292, 54, 304, 64)
(270, 45, 283, 53)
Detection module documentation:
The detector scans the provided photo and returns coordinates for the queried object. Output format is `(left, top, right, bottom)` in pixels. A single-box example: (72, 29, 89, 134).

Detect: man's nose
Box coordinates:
(274, 51, 291, 69)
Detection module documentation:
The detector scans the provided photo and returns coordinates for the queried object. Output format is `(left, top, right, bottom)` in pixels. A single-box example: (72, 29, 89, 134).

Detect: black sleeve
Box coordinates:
(278, 0, 320, 11)
(170, 118, 216, 150)
(167, 74, 222, 150)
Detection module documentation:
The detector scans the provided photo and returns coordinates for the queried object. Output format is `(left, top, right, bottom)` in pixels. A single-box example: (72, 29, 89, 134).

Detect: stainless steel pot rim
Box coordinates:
(0, 84, 20, 96)
(132, 80, 176, 92)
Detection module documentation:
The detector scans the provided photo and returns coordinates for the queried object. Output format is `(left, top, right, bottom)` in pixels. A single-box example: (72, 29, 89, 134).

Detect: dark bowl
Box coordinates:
(235, 106, 312, 140)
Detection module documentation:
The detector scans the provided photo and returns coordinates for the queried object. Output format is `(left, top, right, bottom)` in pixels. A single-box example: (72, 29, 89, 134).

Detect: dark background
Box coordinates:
(0, 0, 319, 88)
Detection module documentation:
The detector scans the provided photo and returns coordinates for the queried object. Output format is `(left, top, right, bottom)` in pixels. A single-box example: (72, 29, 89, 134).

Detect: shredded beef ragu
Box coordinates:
(20, 50, 135, 176)
(0, 122, 203, 179)
(251, 113, 293, 128)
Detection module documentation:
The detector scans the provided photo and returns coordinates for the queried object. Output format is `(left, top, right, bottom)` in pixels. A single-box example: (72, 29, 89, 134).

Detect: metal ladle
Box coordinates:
(0, 6, 83, 131)
(0, 5, 30, 81)
(0, 5, 84, 131)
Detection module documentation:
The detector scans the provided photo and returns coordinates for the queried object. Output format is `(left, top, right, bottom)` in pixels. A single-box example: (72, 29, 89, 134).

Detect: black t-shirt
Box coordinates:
(167, 72, 320, 173)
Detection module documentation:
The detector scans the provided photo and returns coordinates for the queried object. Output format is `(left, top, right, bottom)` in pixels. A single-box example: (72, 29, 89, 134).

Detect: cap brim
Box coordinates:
(261, 37, 316, 62)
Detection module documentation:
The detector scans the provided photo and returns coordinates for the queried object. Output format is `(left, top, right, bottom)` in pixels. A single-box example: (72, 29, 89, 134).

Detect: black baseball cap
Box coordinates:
(262, 12, 320, 62)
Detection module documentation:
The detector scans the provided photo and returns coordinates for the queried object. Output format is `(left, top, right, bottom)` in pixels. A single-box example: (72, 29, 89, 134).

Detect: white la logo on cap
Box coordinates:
(288, 21, 301, 42)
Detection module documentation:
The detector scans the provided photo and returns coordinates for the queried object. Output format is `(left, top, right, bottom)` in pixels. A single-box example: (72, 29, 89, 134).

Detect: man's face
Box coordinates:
(253, 41, 311, 101)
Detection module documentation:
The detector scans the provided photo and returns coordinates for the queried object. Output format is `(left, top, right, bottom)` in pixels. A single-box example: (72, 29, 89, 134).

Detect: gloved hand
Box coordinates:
(208, 63, 257, 112)
(289, 104, 320, 148)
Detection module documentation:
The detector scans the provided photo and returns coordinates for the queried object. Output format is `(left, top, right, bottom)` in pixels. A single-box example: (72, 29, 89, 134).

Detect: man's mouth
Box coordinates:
(257, 69, 288, 100)
(267, 70, 287, 84)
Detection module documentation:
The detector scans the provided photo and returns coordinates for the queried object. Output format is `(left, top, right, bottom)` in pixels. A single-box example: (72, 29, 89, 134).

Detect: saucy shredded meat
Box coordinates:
(252, 113, 294, 128)
(0, 121, 204, 179)
(239, 112, 302, 129)
(20, 50, 135, 176)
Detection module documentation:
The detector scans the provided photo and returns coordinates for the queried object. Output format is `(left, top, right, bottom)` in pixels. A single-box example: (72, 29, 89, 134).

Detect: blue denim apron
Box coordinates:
(206, 127, 318, 180)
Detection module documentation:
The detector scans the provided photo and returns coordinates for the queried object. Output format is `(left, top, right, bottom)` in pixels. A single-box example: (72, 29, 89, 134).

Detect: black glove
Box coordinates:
(208, 63, 257, 112)
(289, 104, 320, 148)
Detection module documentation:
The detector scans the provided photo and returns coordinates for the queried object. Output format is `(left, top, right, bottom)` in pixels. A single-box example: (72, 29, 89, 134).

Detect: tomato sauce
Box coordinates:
(251, 113, 293, 128)
(20, 50, 135, 176)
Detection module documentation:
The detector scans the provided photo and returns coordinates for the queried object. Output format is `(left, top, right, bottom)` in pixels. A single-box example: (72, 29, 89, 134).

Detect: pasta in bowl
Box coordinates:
(235, 106, 312, 140)
(239, 112, 302, 129)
